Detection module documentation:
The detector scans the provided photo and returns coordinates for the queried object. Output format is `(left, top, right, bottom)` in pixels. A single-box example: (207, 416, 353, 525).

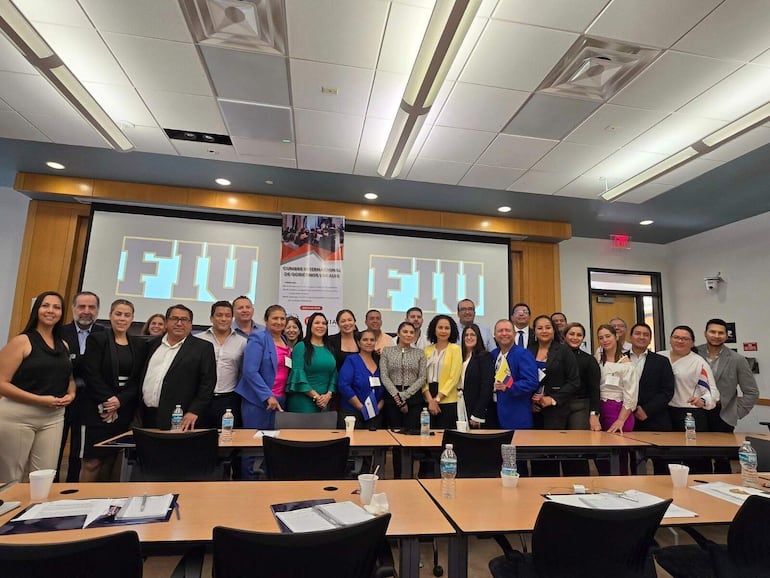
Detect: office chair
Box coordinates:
(213, 513, 394, 578)
(275, 410, 339, 429)
(132, 427, 220, 481)
(262, 435, 350, 480)
(744, 435, 770, 471)
(440, 429, 514, 477)
(655, 494, 770, 578)
(489, 498, 671, 578)
(0, 530, 142, 578)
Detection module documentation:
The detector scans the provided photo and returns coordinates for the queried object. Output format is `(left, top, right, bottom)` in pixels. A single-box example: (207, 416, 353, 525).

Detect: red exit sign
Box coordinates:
(743, 342, 758, 352)
(610, 234, 631, 249)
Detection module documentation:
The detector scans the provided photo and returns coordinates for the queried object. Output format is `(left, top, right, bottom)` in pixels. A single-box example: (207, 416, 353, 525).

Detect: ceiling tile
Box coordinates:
(202, 47, 290, 106)
(702, 126, 770, 162)
(460, 20, 578, 91)
(565, 104, 667, 148)
(586, 0, 722, 49)
(377, 2, 432, 74)
(476, 134, 558, 169)
(0, 98, 8, 111)
(424, 81, 454, 124)
(419, 126, 496, 163)
(754, 48, 770, 66)
(296, 144, 357, 173)
(508, 170, 575, 195)
(584, 148, 667, 182)
(673, 0, 770, 62)
(294, 109, 363, 149)
(121, 124, 177, 155)
(0, 34, 37, 74)
(219, 100, 293, 141)
(502, 94, 600, 140)
(459, 165, 525, 189)
(654, 157, 724, 186)
(0, 72, 70, 113)
(14, 0, 91, 27)
(611, 51, 741, 113)
(290, 59, 374, 116)
(238, 155, 298, 169)
(78, 0, 193, 42)
(359, 116, 392, 151)
(678, 64, 770, 122)
(171, 140, 239, 162)
(493, 0, 610, 32)
(618, 182, 673, 204)
(286, 0, 388, 68)
(24, 110, 108, 148)
(231, 137, 296, 159)
(353, 148, 381, 177)
(554, 174, 607, 199)
(626, 113, 725, 155)
(532, 141, 613, 174)
(446, 16, 488, 81)
(140, 90, 226, 134)
(407, 158, 471, 185)
(85, 82, 157, 127)
(366, 70, 407, 119)
(103, 33, 212, 95)
(436, 83, 529, 132)
(0, 110, 49, 141)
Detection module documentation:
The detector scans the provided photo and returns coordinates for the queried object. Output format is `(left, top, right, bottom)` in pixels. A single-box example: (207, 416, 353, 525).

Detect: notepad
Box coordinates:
(116, 494, 175, 520)
(546, 490, 698, 518)
(272, 500, 373, 533)
(254, 430, 280, 438)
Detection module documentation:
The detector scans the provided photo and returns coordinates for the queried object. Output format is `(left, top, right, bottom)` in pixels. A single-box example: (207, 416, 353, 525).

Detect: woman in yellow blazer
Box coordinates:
(423, 314, 463, 429)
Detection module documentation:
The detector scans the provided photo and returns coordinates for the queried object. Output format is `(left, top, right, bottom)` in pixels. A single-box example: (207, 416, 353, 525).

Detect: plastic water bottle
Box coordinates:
(501, 443, 517, 476)
(221, 408, 234, 442)
(739, 440, 758, 487)
(171, 404, 183, 431)
(684, 412, 696, 442)
(440, 444, 457, 498)
(420, 407, 430, 437)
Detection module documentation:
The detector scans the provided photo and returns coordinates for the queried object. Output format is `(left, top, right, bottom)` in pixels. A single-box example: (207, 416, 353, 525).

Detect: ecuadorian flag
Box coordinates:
(495, 356, 514, 389)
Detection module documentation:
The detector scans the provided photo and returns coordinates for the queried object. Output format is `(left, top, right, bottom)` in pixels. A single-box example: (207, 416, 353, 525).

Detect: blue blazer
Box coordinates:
(491, 346, 538, 429)
(235, 330, 285, 406)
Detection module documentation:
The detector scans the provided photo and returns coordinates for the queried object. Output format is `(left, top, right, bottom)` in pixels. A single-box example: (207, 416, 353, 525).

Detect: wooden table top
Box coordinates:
(390, 429, 652, 449)
(0, 479, 454, 545)
(420, 474, 745, 533)
(622, 431, 767, 447)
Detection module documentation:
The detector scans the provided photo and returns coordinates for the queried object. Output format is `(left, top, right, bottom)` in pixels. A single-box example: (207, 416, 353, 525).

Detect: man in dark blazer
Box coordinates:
(510, 302, 536, 348)
(57, 291, 105, 482)
(140, 304, 216, 430)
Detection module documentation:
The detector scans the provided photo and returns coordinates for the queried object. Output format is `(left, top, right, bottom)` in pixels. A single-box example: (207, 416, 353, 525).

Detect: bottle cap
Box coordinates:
(445, 444, 453, 450)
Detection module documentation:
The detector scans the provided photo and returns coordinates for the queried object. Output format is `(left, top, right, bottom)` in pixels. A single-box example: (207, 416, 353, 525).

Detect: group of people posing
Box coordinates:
(0, 291, 759, 483)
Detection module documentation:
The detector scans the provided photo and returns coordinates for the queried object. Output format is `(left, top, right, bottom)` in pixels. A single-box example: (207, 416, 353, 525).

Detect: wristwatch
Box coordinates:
(551, 398, 557, 406)
(589, 411, 599, 416)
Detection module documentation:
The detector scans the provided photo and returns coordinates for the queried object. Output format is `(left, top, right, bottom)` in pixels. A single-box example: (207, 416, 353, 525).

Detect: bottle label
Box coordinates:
(440, 460, 457, 475)
(222, 417, 234, 429)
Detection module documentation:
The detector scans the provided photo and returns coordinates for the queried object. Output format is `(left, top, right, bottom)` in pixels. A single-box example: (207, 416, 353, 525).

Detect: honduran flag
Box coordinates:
(697, 366, 711, 391)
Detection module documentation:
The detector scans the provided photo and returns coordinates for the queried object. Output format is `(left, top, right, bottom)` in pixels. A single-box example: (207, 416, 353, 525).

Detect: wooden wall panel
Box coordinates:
(510, 241, 561, 318)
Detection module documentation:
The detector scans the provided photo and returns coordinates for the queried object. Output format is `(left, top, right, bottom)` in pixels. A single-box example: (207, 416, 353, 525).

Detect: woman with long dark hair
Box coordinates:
(285, 312, 337, 413)
(423, 314, 462, 429)
(0, 291, 75, 482)
(379, 321, 426, 432)
(460, 324, 494, 428)
(595, 323, 637, 434)
(141, 313, 165, 337)
(328, 309, 359, 371)
(81, 299, 146, 482)
(562, 322, 601, 432)
(283, 316, 303, 349)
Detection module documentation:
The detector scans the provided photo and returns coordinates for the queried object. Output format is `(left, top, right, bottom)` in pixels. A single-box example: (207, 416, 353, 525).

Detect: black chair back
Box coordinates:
(213, 513, 391, 578)
(0, 530, 142, 578)
(263, 436, 350, 480)
(712, 494, 770, 577)
(744, 436, 770, 472)
(133, 427, 219, 481)
(530, 499, 671, 578)
(440, 430, 514, 478)
(275, 411, 339, 429)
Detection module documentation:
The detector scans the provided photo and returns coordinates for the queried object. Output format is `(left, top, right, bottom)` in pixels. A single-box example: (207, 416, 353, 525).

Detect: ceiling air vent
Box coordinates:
(537, 37, 660, 102)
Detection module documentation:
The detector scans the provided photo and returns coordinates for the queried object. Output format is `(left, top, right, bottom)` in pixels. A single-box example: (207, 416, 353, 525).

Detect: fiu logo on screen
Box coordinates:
(117, 237, 259, 302)
(369, 256, 484, 314)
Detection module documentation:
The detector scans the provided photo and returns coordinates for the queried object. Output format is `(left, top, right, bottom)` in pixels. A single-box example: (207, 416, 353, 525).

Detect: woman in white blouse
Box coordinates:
(595, 324, 638, 434)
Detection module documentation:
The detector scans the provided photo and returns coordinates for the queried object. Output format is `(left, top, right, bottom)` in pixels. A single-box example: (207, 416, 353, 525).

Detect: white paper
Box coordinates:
(116, 494, 174, 520)
(691, 482, 769, 506)
(316, 501, 373, 526)
(254, 430, 280, 438)
(12, 499, 114, 528)
(546, 490, 697, 518)
(274, 501, 373, 533)
(275, 508, 336, 532)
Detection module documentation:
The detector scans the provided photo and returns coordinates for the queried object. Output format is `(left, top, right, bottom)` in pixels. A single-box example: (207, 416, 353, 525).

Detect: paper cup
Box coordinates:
(358, 473, 379, 505)
(29, 469, 56, 501)
(344, 416, 356, 434)
(668, 464, 689, 488)
(501, 471, 520, 488)
(456, 420, 468, 432)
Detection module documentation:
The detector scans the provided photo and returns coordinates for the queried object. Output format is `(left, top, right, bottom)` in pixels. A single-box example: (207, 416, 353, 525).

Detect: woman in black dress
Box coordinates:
(460, 324, 494, 428)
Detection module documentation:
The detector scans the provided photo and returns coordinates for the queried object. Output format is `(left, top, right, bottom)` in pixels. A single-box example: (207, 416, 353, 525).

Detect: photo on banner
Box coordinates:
(279, 213, 345, 333)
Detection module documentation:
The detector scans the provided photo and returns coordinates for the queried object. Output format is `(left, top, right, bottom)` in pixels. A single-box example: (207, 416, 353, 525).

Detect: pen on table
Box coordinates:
(174, 503, 181, 520)
(693, 479, 710, 484)
(140, 493, 148, 512)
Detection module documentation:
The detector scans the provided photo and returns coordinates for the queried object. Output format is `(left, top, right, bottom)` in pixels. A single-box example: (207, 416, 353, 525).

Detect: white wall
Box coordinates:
(667, 212, 770, 431)
(0, 187, 29, 343)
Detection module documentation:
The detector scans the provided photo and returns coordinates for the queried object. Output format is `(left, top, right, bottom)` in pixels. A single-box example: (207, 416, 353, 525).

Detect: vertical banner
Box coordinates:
(279, 213, 345, 333)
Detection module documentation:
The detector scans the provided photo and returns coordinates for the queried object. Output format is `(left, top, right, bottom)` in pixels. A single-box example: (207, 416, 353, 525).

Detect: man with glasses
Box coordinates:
(140, 304, 216, 430)
(510, 303, 535, 348)
(456, 299, 495, 352)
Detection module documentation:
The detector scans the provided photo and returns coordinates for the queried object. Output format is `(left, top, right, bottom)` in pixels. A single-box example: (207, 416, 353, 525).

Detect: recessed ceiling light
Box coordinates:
(46, 161, 65, 170)
(215, 178, 231, 186)
(639, 219, 654, 226)
(265, 180, 274, 185)
(364, 192, 378, 200)
(497, 206, 512, 213)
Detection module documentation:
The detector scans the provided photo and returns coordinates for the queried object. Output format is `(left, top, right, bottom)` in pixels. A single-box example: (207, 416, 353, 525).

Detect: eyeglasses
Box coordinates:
(458, 307, 474, 312)
(168, 316, 191, 324)
(671, 335, 692, 342)
(512, 309, 530, 315)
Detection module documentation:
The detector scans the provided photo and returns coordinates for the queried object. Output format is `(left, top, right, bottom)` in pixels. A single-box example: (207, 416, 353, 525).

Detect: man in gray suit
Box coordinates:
(697, 318, 759, 473)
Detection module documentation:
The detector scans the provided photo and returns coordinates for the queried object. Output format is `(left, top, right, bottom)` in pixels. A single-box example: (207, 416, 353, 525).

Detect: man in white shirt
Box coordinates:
(231, 295, 265, 338)
(365, 309, 394, 354)
(406, 307, 429, 349)
(510, 302, 535, 348)
(455, 299, 495, 352)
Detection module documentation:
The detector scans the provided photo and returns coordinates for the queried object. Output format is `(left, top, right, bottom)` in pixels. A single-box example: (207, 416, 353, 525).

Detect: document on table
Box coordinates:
(273, 500, 373, 533)
(546, 490, 698, 518)
(12, 499, 115, 528)
(115, 493, 175, 520)
(254, 430, 280, 438)
(691, 482, 769, 506)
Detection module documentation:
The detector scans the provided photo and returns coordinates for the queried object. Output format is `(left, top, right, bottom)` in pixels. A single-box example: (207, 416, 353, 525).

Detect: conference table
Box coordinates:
(0, 479, 454, 578)
(420, 473, 746, 578)
(390, 429, 651, 477)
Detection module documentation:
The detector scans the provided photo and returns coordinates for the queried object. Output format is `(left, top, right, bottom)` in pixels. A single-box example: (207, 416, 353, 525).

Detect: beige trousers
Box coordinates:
(0, 397, 64, 482)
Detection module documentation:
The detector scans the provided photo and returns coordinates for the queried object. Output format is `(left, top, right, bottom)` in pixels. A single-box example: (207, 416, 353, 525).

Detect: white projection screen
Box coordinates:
(82, 208, 510, 332)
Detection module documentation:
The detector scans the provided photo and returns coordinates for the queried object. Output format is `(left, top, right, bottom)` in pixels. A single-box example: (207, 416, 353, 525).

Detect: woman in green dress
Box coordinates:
(286, 312, 337, 412)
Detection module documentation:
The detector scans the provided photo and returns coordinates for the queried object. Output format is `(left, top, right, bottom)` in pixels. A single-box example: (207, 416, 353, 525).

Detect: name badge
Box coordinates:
(537, 368, 547, 383)
(369, 376, 381, 388)
(284, 357, 292, 369)
(605, 374, 620, 386)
